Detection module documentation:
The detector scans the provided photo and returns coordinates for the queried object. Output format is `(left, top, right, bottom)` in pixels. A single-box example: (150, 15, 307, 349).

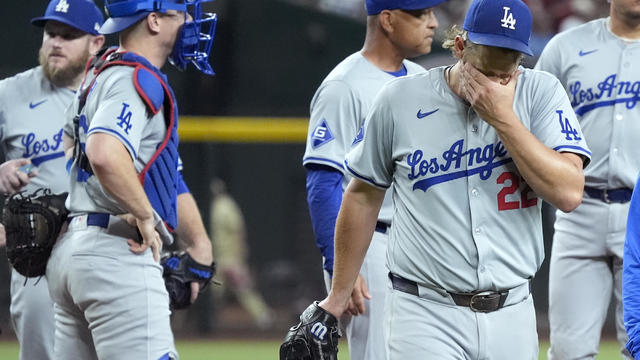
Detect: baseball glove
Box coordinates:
(160, 251, 216, 310)
(3, 189, 69, 277)
(280, 301, 340, 360)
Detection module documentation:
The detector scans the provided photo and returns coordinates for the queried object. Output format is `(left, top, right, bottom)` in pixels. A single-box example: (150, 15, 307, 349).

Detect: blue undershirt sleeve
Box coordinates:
(624, 175, 640, 359)
(305, 164, 344, 277)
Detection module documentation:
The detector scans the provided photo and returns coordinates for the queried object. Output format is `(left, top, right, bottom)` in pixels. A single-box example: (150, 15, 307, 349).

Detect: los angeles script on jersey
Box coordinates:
(407, 139, 513, 191)
(569, 74, 640, 116)
(21, 129, 64, 158)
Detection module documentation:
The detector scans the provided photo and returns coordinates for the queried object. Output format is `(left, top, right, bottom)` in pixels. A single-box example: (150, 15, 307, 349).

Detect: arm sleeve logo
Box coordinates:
(311, 119, 334, 149)
(116, 102, 133, 135)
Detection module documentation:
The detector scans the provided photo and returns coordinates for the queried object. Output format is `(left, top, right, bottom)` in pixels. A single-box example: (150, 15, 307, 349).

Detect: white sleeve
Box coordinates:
(534, 35, 565, 81)
(87, 77, 149, 160)
(345, 86, 394, 188)
(529, 74, 591, 166)
(302, 80, 360, 172)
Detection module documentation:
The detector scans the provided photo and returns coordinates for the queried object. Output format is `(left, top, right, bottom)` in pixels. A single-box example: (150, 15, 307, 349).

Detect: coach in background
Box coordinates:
(0, 1, 104, 359)
(283, 0, 592, 358)
(536, 0, 640, 358)
(299, 0, 446, 359)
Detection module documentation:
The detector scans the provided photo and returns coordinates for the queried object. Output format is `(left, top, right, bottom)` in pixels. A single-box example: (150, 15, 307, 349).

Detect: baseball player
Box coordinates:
(44, 0, 217, 359)
(314, 0, 592, 358)
(535, 0, 640, 358)
(301, 0, 447, 358)
(0, 1, 105, 359)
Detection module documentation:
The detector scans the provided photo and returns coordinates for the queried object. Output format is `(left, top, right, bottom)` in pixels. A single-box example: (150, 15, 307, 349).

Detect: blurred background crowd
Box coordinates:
(0, 0, 613, 340)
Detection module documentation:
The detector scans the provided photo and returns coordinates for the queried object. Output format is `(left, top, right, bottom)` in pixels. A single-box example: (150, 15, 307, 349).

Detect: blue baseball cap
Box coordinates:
(100, 0, 188, 35)
(463, 0, 533, 56)
(31, 0, 104, 36)
(365, 0, 448, 15)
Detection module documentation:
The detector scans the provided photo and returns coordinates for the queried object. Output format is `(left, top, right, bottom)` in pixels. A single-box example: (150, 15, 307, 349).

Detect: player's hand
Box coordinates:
(185, 241, 213, 304)
(120, 214, 162, 262)
(0, 224, 6, 248)
(0, 159, 38, 194)
(346, 274, 371, 316)
(459, 61, 521, 129)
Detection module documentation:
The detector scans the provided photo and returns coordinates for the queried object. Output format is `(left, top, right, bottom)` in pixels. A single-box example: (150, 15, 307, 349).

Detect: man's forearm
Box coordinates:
(495, 118, 584, 212)
(321, 178, 384, 315)
(177, 192, 213, 264)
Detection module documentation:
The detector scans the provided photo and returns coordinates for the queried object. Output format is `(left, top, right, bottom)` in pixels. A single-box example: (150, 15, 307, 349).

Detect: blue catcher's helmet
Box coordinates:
(101, 0, 217, 75)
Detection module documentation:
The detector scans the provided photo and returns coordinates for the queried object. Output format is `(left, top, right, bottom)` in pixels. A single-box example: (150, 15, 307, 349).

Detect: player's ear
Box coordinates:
(89, 35, 106, 55)
(146, 12, 162, 34)
(378, 9, 395, 33)
(453, 35, 465, 59)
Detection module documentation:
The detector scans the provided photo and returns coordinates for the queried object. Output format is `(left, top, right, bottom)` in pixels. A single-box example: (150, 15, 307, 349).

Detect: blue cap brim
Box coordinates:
(398, 0, 449, 10)
(31, 15, 99, 35)
(467, 31, 533, 56)
(366, 0, 449, 15)
(99, 12, 149, 35)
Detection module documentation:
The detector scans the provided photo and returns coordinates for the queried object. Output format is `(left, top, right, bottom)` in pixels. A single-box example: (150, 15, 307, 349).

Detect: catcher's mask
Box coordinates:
(101, 0, 217, 75)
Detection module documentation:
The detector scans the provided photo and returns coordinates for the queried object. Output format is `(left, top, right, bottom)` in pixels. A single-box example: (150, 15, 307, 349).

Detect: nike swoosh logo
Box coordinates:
(417, 108, 439, 119)
(29, 99, 48, 109)
(579, 49, 598, 57)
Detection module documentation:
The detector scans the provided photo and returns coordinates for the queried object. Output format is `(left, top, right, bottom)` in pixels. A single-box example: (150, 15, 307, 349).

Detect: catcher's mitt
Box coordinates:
(160, 251, 216, 310)
(3, 189, 69, 277)
(280, 301, 340, 360)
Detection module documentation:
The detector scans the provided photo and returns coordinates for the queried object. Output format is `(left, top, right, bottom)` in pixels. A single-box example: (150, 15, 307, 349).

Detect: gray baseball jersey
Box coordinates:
(63, 65, 167, 216)
(535, 18, 638, 359)
(302, 52, 425, 223)
(0, 66, 73, 360)
(345, 66, 591, 293)
(0, 66, 73, 193)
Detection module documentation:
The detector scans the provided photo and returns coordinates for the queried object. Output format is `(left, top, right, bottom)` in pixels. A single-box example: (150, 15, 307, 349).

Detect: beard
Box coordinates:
(39, 45, 91, 88)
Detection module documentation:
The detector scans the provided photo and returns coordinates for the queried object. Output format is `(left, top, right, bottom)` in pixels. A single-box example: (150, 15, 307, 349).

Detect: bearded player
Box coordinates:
(0, 1, 104, 359)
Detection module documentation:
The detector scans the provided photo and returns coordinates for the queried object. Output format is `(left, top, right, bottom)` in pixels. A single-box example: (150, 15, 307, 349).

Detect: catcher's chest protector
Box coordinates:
(74, 47, 180, 230)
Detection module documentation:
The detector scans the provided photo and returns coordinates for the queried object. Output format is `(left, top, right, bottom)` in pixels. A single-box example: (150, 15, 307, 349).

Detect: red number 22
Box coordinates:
(496, 172, 537, 211)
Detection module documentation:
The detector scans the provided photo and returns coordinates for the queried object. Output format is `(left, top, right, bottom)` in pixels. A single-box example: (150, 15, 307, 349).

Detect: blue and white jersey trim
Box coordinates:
(553, 144, 592, 156)
(88, 127, 138, 159)
(344, 160, 389, 189)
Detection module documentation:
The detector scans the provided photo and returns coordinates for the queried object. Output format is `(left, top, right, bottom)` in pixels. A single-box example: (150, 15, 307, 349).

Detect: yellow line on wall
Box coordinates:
(178, 116, 310, 143)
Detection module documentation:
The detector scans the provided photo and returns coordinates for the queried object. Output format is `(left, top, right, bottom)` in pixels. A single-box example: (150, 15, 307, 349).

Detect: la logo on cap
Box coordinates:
(500, 6, 516, 30)
(55, 0, 70, 13)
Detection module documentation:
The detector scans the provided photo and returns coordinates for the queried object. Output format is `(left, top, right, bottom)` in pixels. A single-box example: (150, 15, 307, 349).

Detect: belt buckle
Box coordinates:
(603, 189, 611, 203)
(469, 291, 500, 313)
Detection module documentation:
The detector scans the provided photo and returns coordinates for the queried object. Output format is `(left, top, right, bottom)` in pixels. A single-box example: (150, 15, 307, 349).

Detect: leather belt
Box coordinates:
(584, 186, 632, 203)
(389, 273, 512, 313)
(375, 221, 390, 234)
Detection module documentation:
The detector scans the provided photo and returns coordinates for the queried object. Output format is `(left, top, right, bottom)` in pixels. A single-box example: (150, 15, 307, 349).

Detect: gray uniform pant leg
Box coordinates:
(346, 231, 388, 360)
(549, 198, 631, 360)
(47, 225, 178, 360)
(384, 282, 538, 360)
(322, 231, 388, 360)
(10, 269, 55, 360)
